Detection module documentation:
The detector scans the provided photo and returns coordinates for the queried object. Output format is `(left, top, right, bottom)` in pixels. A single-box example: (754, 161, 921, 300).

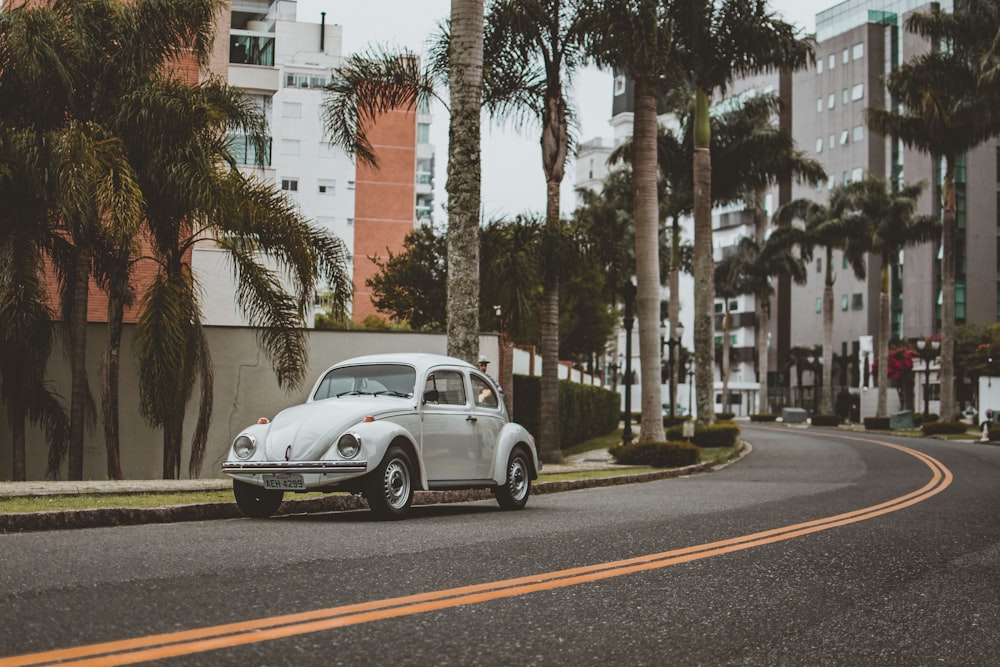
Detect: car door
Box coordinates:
(420, 369, 478, 482)
(470, 373, 504, 478)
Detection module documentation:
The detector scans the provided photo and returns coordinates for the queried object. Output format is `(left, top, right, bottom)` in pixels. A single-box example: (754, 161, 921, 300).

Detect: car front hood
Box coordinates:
(264, 397, 409, 461)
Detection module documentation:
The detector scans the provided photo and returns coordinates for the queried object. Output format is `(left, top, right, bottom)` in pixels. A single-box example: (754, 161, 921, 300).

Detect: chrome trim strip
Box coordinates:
(222, 460, 367, 474)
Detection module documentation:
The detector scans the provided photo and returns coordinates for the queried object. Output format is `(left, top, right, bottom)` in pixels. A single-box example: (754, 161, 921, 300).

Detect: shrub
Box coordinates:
(609, 440, 701, 468)
(512, 376, 619, 451)
(989, 424, 1000, 441)
(750, 413, 778, 422)
(810, 414, 841, 427)
(666, 420, 740, 447)
(864, 416, 891, 430)
(920, 420, 968, 436)
(717, 412, 735, 420)
(662, 415, 689, 428)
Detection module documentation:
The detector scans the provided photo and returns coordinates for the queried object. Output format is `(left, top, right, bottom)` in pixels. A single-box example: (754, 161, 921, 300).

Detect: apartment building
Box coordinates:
(199, 0, 432, 325)
(578, 0, 999, 414)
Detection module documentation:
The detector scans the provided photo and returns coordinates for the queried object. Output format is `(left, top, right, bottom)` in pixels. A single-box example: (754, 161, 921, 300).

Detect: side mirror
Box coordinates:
(423, 389, 439, 404)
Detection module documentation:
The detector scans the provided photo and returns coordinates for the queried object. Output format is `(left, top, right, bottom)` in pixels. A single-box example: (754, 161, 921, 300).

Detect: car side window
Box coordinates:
(471, 374, 499, 408)
(424, 370, 467, 405)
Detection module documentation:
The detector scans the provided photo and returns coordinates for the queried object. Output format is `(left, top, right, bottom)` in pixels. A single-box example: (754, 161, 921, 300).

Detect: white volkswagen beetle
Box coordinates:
(222, 353, 539, 519)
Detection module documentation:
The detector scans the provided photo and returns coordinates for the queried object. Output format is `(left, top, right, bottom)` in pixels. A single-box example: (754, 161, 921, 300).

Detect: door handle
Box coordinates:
(466, 416, 477, 422)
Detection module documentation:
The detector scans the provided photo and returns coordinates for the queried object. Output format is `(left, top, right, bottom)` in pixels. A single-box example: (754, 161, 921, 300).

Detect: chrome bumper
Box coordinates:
(222, 460, 368, 475)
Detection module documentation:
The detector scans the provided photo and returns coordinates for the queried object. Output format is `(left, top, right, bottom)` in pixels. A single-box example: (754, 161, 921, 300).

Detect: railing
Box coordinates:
(226, 134, 272, 167)
(229, 33, 275, 67)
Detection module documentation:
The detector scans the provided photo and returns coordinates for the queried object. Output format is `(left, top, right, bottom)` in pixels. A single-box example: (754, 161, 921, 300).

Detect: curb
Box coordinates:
(0, 444, 750, 533)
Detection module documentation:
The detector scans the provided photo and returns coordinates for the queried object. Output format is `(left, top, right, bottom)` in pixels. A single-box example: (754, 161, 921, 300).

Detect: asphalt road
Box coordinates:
(2, 425, 998, 666)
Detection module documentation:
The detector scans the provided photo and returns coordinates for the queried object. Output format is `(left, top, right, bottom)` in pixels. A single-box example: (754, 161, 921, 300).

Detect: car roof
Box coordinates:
(330, 353, 477, 375)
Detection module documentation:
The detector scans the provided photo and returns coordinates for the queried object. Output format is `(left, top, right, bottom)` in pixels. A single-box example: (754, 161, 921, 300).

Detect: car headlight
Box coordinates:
(233, 434, 256, 459)
(337, 433, 361, 458)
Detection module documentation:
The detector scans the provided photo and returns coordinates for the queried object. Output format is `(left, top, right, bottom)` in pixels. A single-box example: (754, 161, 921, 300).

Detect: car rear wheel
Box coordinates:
(364, 445, 414, 520)
(233, 479, 283, 518)
(494, 449, 531, 510)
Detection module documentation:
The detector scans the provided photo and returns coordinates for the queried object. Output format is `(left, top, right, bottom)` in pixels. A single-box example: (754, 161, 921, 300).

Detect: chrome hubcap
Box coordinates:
(509, 458, 527, 500)
(384, 458, 410, 508)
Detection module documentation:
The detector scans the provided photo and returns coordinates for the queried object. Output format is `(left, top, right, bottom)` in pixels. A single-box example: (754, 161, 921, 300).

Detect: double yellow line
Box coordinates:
(1, 437, 951, 667)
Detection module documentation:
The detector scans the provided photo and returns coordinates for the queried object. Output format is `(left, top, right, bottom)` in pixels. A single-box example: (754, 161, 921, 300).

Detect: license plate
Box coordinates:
(263, 474, 305, 490)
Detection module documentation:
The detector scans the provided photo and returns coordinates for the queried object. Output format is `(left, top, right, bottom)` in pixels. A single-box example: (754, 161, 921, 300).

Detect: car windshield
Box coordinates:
(312, 364, 416, 401)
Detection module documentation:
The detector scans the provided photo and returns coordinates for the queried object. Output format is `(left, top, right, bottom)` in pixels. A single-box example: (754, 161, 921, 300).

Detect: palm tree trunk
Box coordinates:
(939, 166, 957, 420)
(821, 250, 835, 415)
(445, 0, 483, 363)
(693, 89, 715, 424)
(632, 79, 664, 442)
(101, 291, 125, 480)
(756, 308, 769, 414)
(877, 265, 891, 417)
(11, 413, 26, 481)
(500, 329, 514, 417)
(68, 247, 91, 481)
(669, 217, 680, 417)
(539, 266, 562, 462)
(721, 307, 731, 410)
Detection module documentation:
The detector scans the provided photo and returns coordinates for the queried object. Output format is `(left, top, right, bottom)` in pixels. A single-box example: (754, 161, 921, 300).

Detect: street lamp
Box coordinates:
(687, 366, 695, 417)
(661, 320, 684, 419)
(916, 338, 940, 418)
(622, 281, 636, 445)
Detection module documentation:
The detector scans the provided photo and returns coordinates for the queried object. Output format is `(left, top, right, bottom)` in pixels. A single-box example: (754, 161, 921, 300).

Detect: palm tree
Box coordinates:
(865, 0, 1000, 420)
(717, 234, 808, 415)
(321, 2, 484, 365)
(841, 176, 938, 418)
(579, 0, 675, 442)
(481, 0, 587, 463)
(666, 0, 812, 424)
(773, 184, 867, 415)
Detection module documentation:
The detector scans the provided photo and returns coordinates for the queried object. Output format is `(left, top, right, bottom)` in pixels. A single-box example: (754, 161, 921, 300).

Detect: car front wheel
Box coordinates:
(364, 445, 415, 520)
(494, 449, 531, 510)
(233, 479, 283, 518)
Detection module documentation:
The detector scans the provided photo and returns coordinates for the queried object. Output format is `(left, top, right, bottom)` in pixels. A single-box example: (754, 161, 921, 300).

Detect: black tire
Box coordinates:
(233, 479, 283, 518)
(364, 445, 415, 520)
(494, 449, 531, 510)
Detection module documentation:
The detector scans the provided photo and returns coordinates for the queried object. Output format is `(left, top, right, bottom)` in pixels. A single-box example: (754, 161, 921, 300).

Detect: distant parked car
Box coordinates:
(662, 403, 688, 417)
(222, 353, 539, 520)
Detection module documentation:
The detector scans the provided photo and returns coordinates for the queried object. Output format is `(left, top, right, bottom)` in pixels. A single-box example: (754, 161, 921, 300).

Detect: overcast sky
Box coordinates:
(298, 0, 836, 220)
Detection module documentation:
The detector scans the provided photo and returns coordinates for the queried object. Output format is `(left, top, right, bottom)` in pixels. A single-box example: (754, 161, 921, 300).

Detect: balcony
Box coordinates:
(228, 31, 279, 93)
(227, 134, 272, 168)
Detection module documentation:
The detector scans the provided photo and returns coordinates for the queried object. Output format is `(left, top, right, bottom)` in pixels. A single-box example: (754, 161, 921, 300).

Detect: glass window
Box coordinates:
(828, 54, 836, 70)
(816, 298, 822, 313)
(852, 167, 864, 182)
(842, 49, 849, 64)
(817, 97, 823, 112)
(829, 134, 836, 149)
(417, 123, 430, 143)
(841, 130, 850, 145)
(841, 295, 849, 311)
(472, 375, 499, 408)
(817, 58, 824, 74)
(816, 138, 823, 153)
(852, 84, 864, 101)
(314, 363, 416, 400)
(828, 93, 835, 109)
(852, 293, 863, 310)
(853, 125, 864, 142)
(817, 258, 823, 273)
(424, 370, 467, 406)
(318, 179, 335, 195)
(614, 75, 626, 95)
(280, 178, 298, 192)
(843, 88, 849, 104)
(853, 42, 864, 60)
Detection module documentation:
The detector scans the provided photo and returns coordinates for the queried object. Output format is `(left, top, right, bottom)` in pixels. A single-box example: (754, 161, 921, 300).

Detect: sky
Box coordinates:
(298, 0, 835, 220)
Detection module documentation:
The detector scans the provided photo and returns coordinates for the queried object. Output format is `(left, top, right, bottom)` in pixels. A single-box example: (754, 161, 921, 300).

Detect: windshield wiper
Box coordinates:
(373, 390, 412, 398)
(336, 390, 374, 397)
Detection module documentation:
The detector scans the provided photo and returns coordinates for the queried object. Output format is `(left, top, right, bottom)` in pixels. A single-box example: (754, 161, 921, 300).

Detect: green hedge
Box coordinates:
(750, 413, 778, 422)
(864, 417, 891, 430)
(921, 420, 968, 436)
(609, 441, 701, 467)
(512, 375, 619, 450)
(811, 414, 841, 427)
(664, 420, 740, 448)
